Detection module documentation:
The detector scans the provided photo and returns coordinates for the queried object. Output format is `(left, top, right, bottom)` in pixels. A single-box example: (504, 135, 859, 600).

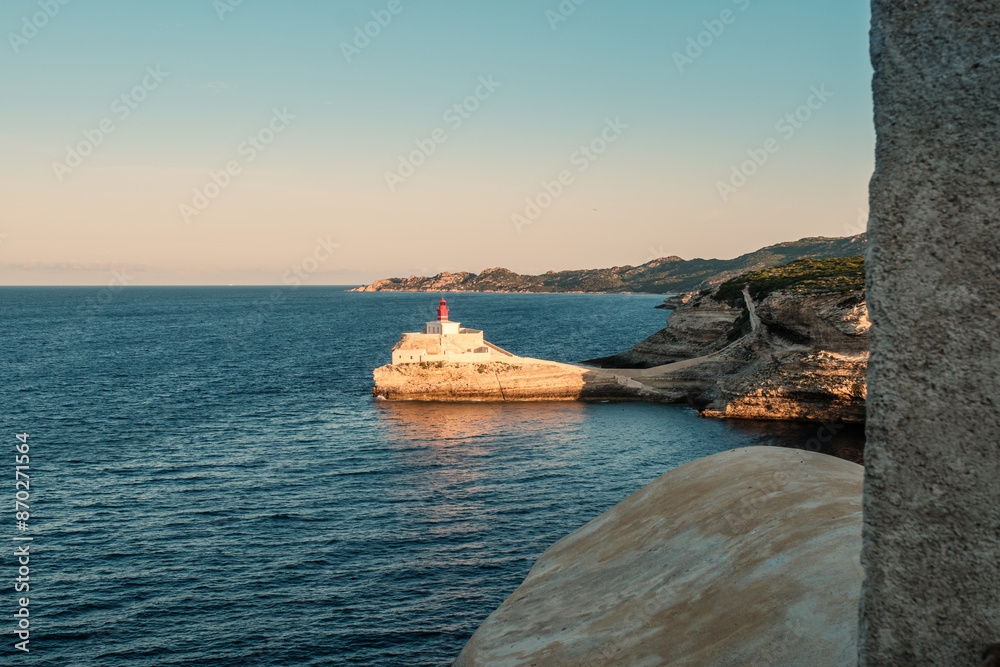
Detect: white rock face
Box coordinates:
(606, 297, 742, 367)
(454, 447, 863, 666)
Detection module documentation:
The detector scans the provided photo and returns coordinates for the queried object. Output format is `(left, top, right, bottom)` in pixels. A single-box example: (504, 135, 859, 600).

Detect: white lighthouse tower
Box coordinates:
(424, 298, 460, 335)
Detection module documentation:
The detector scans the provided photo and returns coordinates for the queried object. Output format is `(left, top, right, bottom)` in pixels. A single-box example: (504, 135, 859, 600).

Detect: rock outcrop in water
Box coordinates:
(373, 360, 658, 402)
(654, 293, 693, 310)
(372, 257, 868, 424)
(454, 447, 864, 666)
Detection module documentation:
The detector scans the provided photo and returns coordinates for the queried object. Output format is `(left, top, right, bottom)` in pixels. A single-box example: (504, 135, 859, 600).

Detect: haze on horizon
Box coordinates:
(0, 0, 873, 286)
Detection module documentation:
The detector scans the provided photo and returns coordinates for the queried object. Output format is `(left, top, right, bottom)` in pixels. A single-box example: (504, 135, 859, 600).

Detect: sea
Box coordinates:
(0, 287, 863, 666)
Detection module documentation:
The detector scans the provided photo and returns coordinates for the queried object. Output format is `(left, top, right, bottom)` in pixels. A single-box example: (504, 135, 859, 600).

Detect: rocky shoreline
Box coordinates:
(587, 280, 869, 423)
(372, 258, 869, 424)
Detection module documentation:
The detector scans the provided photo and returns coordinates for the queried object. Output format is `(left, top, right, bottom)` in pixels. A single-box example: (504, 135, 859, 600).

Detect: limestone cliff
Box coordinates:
(373, 360, 659, 402)
(454, 447, 863, 666)
(594, 258, 869, 423)
(693, 291, 869, 423)
(586, 294, 741, 368)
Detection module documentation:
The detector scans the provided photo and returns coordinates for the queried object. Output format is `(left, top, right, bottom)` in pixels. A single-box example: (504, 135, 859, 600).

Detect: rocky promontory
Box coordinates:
(589, 257, 869, 423)
(372, 257, 868, 424)
(454, 446, 864, 666)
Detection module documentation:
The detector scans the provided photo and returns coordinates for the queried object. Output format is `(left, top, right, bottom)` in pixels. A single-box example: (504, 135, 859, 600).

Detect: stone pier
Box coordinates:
(861, 1, 1000, 664)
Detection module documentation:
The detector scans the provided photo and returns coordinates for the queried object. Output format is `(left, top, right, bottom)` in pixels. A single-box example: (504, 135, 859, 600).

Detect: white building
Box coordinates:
(390, 298, 516, 365)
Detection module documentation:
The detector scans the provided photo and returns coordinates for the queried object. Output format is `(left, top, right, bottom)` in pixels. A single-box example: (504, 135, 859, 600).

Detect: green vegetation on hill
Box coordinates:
(713, 257, 866, 305)
(354, 234, 868, 294)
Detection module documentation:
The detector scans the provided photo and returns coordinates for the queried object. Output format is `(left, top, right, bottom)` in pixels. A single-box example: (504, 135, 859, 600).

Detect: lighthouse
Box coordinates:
(389, 297, 517, 364)
(425, 297, 461, 335)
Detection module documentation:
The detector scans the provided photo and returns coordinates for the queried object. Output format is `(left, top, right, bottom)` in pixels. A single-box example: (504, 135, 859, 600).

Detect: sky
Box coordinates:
(0, 0, 874, 286)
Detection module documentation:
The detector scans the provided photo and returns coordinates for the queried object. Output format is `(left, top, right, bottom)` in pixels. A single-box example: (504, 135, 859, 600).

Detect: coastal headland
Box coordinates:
(373, 256, 869, 424)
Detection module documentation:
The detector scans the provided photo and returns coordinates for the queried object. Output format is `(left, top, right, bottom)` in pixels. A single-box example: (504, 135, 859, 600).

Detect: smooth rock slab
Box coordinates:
(454, 447, 863, 666)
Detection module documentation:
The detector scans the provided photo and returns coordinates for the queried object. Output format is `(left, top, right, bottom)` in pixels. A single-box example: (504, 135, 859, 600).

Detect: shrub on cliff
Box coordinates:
(713, 257, 865, 305)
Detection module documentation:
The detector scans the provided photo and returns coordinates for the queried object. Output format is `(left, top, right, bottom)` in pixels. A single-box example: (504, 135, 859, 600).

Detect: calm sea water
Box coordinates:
(0, 287, 862, 665)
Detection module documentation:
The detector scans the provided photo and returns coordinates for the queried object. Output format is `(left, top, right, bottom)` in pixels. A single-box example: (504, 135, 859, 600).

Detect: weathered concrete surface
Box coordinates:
(455, 447, 863, 666)
(862, 2, 1000, 664)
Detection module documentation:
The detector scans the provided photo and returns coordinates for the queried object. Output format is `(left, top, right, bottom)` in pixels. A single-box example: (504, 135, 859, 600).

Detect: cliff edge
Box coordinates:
(589, 257, 869, 423)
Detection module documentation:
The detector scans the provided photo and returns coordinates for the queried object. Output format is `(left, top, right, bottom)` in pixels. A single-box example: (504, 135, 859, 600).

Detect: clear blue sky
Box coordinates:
(0, 0, 874, 285)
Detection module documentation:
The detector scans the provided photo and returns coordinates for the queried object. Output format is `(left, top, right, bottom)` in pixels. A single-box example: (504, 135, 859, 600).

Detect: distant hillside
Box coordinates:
(348, 234, 868, 294)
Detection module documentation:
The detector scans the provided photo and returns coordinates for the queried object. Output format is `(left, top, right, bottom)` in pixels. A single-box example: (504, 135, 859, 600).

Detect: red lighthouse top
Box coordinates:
(437, 298, 449, 322)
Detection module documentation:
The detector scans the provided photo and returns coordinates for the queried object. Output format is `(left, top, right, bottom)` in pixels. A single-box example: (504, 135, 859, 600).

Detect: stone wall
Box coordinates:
(393, 332, 487, 355)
